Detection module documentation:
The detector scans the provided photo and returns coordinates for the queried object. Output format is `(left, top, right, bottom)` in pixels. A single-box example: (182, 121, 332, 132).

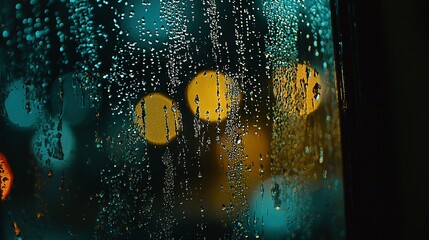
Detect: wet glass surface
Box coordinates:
(1, 0, 345, 239)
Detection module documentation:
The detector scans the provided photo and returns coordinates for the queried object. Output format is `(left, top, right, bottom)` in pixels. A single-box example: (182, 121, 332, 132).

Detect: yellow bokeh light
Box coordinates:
(186, 70, 239, 122)
(134, 92, 181, 145)
(273, 63, 322, 115)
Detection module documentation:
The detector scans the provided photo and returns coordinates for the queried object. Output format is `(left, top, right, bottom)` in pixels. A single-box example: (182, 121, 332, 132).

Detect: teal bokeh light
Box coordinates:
(31, 119, 76, 172)
(249, 176, 345, 238)
(120, 0, 168, 49)
(249, 176, 308, 238)
(4, 80, 43, 128)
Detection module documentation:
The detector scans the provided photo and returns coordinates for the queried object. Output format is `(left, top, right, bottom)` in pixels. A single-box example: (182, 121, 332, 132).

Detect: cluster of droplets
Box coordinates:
(94, 1, 191, 238)
(264, 0, 300, 70)
(231, 0, 266, 120)
(264, 0, 303, 178)
(162, 0, 193, 96)
(69, 0, 104, 106)
(305, 0, 335, 71)
(94, 96, 156, 237)
(159, 148, 176, 239)
(1, 0, 104, 167)
(0, 0, 346, 238)
(6, 1, 52, 120)
(223, 80, 250, 238)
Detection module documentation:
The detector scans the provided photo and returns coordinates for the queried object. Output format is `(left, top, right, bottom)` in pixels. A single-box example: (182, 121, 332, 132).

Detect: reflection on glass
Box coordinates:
(0, 0, 345, 239)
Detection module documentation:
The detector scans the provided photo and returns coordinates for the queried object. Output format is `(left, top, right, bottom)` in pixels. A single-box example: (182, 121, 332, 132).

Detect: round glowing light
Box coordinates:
(0, 153, 13, 201)
(31, 120, 76, 172)
(186, 70, 240, 122)
(249, 177, 304, 238)
(273, 63, 322, 115)
(120, 0, 168, 49)
(4, 80, 43, 128)
(250, 177, 345, 238)
(134, 92, 181, 145)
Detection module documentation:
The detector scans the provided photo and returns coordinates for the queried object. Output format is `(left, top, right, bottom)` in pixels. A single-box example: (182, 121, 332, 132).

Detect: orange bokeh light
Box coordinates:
(207, 123, 271, 215)
(0, 152, 13, 201)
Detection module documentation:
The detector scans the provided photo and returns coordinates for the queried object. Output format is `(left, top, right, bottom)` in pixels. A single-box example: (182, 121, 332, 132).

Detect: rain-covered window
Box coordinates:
(1, 0, 345, 239)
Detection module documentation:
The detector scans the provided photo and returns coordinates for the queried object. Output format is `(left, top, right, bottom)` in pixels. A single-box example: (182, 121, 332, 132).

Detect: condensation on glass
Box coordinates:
(0, 0, 345, 239)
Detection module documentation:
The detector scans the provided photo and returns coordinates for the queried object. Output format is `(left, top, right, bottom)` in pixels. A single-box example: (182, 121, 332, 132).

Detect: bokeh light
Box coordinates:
(4, 80, 43, 128)
(31, 119, 76, 172)
(186, 70, 239, 122)
(134, 92, 181, 145)
(273, 63, 322, 116)
(0, 153, 13, 201)
(120, 0, 168, 49)
(249, 177, 306, 239)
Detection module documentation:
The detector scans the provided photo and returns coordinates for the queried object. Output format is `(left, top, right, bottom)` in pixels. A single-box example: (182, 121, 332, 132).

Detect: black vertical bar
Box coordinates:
(331, 0, 403, 239)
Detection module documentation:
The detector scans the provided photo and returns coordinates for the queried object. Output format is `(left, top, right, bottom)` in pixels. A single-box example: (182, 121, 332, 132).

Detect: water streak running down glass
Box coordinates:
(0, 0, 345, 239)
